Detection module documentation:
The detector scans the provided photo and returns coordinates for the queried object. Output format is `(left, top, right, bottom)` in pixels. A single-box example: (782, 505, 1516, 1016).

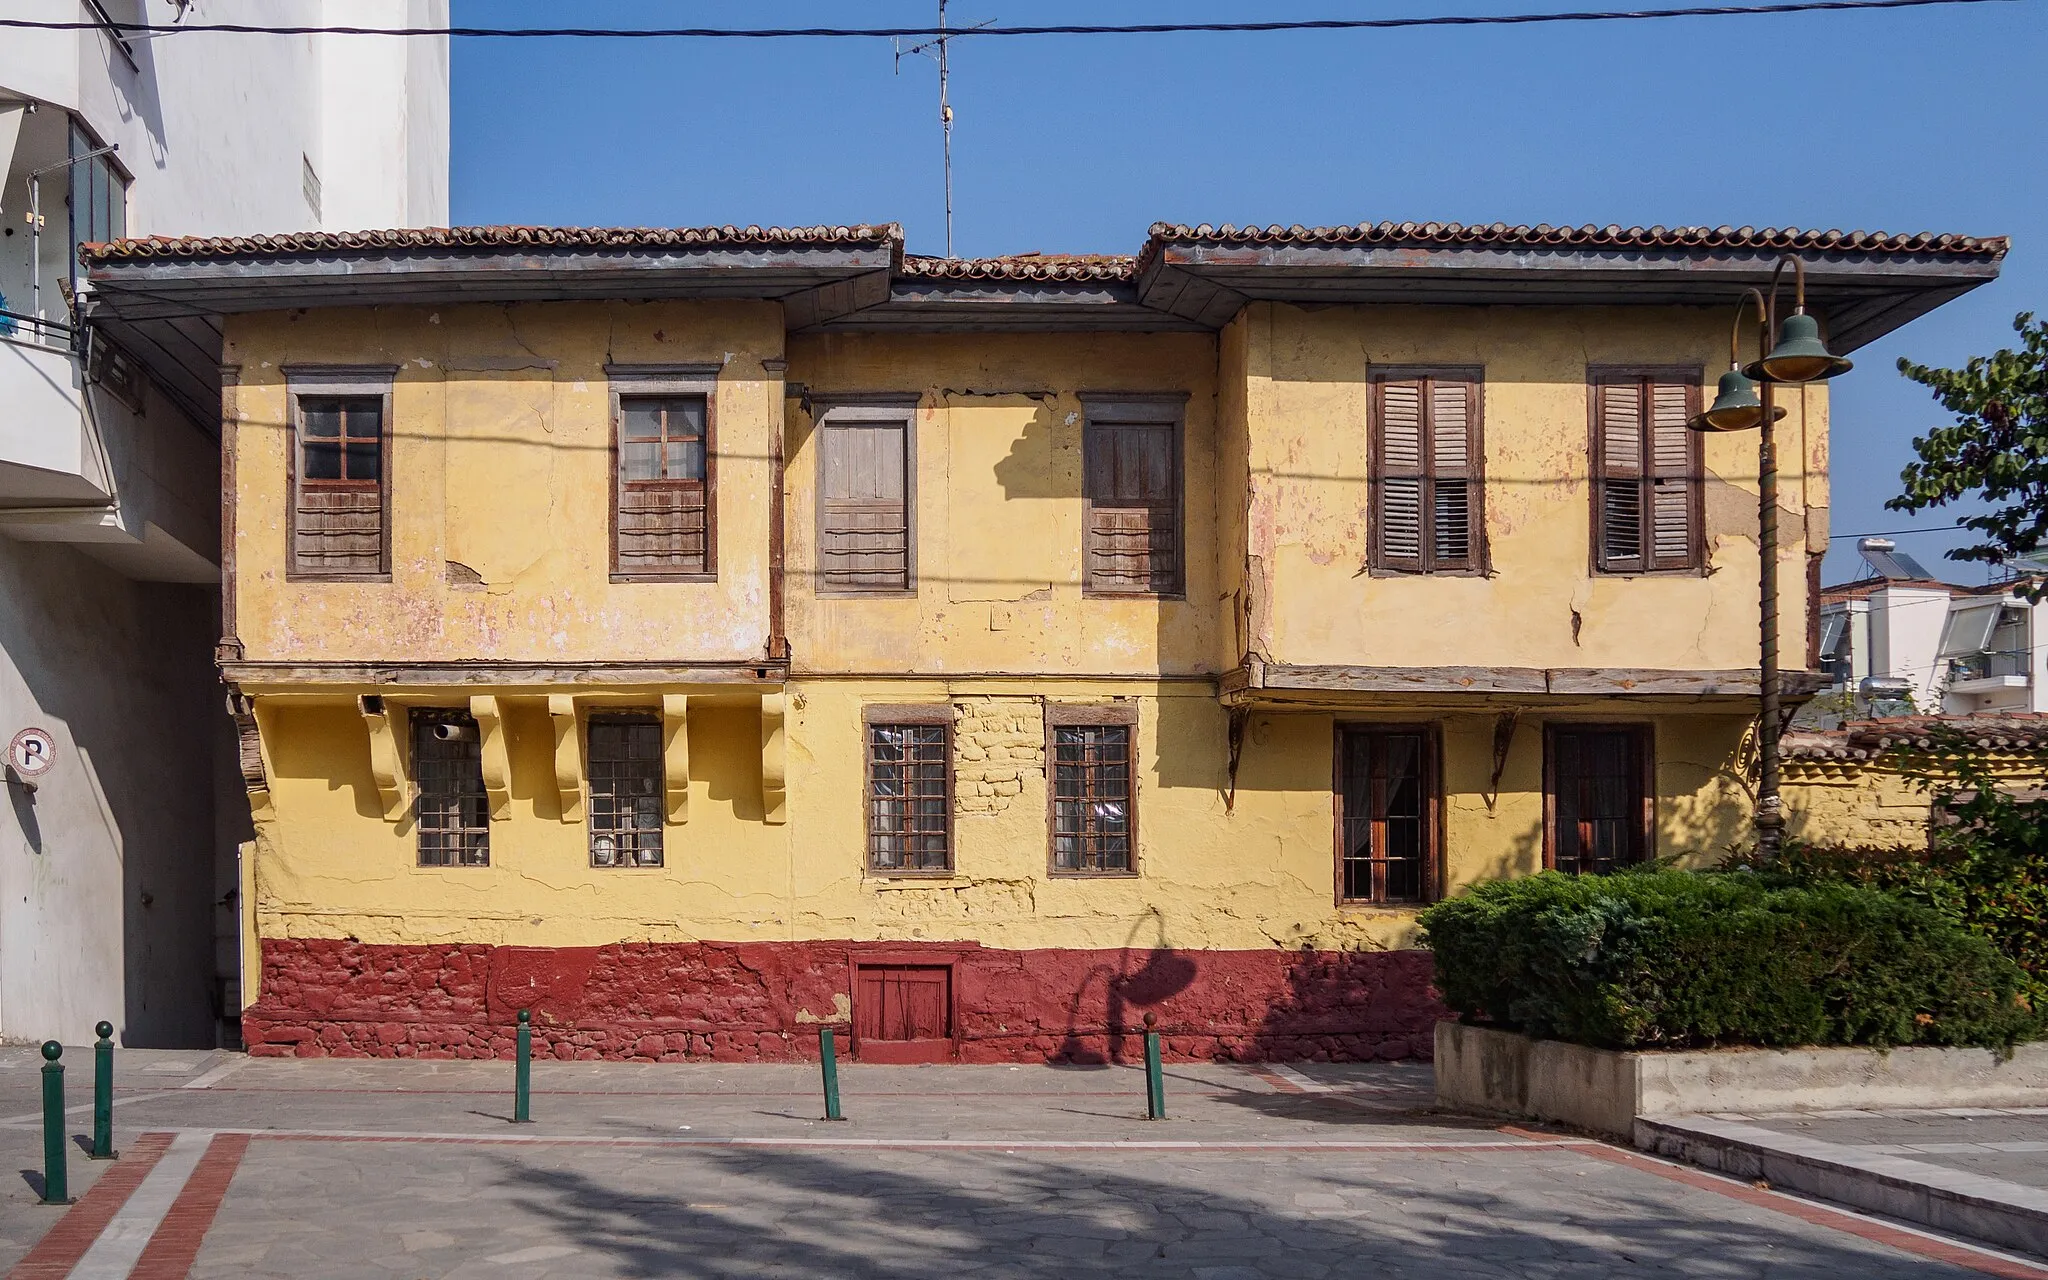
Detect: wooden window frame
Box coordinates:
(410, 708, 490, 868)
(1079, 394, 1187, 600)
(586, 711, 665, 869)
(1542, 722, 1656, 874)
(607, 364, 720, 583)
(861, 704, 955, 876)
(1588, 366, 1706, 576)
(284, 366, 396, 582)
(813, 396, 920, 598)
(1045, 702, 1141, 878)
(1367, 366, 1488, 577)
(1332, 722, 1443, 907)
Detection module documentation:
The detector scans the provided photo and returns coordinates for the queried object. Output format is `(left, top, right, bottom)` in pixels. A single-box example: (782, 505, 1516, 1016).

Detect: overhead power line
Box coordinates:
(0, 0, 2022, 40)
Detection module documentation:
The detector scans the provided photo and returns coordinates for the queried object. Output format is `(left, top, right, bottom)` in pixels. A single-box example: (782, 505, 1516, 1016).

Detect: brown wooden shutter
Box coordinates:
(819, 417, 911, 592)
(1373, 372, 1483, 574)
(1648, 381, 1698, 570)
(1374, 379, 1426, 572)
(614, 395, 711, 577)
(1083, 408, 1181, 595)
(1593, 373, 1700, 573)
(292, 395, 386, 577)
(1429, 378, 1478, 571)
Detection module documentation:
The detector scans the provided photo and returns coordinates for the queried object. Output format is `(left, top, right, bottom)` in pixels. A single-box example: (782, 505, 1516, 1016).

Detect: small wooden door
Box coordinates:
(853, 964, 953, 1063)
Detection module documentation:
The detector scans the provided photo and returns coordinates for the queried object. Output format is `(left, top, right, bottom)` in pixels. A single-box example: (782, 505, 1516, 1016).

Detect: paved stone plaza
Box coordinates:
(0, 1047, 2043, 1278)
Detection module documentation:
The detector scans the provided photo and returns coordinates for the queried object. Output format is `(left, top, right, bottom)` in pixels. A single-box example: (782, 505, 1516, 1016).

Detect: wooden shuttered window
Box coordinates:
(817, 405, 915, 594)
(1370, 371, 1484, 574)
(1544, 725, 1653, 875)
(287, 370, 394, 579)
(1082, 399, 1183, 597)
(1592, 371, 1703, 573)
(613, 389, 714, 579)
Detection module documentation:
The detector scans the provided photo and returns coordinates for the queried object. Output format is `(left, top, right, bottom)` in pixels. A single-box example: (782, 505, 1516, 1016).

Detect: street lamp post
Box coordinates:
(1690, 255, 1853, 857)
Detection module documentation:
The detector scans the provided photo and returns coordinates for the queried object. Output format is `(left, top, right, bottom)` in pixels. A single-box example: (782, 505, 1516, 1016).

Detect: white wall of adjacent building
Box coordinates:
(0, 0, 447, 1047)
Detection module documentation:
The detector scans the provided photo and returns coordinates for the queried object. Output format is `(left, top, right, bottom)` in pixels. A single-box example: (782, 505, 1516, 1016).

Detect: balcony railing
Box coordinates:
(0, 308, 78, 351)
(1948, 650, 2031, 683)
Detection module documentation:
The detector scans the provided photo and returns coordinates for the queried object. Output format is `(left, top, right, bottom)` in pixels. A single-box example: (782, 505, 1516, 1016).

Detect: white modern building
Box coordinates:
(0, 1, 447, 1046)
(1820, 538, 2046, 717)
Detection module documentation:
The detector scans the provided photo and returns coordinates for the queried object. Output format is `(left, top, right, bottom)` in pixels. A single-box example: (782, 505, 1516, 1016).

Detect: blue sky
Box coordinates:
(450, 0, 2047, 584)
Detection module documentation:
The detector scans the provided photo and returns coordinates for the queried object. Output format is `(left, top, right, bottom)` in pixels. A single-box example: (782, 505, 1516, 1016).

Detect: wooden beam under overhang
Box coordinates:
(1222, 660, 1829, 704)
(781, 269, 893, 330)
(219, 660, 789, 693)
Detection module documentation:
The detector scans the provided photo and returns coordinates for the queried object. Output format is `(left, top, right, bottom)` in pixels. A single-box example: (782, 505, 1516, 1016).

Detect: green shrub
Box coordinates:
(1418, 869, 2041, 1051)
(1726, 737, 2048, 994)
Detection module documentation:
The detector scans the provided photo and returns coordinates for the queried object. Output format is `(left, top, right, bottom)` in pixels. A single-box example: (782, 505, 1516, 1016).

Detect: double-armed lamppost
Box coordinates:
(1689, 256, 1853, 857)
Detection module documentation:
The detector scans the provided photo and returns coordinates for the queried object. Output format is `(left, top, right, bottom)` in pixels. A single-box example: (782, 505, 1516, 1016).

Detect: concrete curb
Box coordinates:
(1637, 1114, 2048, 1259)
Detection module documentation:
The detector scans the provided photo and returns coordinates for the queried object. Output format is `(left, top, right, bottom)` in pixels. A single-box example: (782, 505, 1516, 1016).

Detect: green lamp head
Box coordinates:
(1745, 310, 1853, 384)
(1690, 367, 1785, 433)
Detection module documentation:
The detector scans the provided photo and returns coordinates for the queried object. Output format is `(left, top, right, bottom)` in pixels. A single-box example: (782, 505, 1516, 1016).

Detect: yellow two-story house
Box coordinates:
(84, 220, 2003, 1062)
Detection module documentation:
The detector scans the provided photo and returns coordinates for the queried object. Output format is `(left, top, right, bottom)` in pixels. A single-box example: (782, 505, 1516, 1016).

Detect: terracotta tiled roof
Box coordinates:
(81, 223, 905, 263)
(1784, 714, 2048, 760)
(1141, 221, 2010, 258)
(899, 253, 1136, 283)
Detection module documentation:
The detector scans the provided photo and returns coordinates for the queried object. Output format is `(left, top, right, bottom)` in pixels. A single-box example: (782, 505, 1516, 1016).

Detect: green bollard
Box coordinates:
(820, 1026, 844, 1122)
(40, 1041, 70, 1204)
(1143, 1013, 1165, 1121)
(513, 1009, 532, 1124)
(90, 1021, 116, 1160)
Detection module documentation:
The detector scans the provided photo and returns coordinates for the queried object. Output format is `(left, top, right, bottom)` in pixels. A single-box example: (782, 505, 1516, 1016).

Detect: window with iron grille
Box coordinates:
(1545, 725, 1652, 875)
(1370, 370, 1484, 575)
(1337, 726, 1437, 904)
(1049, 709, 1136, 874)
(1591, 370, 1703, 573)
(865, 714, 952, 872)
(413, 712, 489, 867)
(1082, 398, 1183, 597)
(588, 715, 664, 868)
(288, 370, 394, 580)
(614, 391, 713, 578)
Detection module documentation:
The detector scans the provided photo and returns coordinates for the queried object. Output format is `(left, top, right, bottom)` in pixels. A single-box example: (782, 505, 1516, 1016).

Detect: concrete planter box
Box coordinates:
(1435, 1021, 2048, 1138)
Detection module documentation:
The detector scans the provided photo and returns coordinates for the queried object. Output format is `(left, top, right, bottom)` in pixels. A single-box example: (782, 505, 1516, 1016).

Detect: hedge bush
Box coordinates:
(1418, 870, 2041, 1051)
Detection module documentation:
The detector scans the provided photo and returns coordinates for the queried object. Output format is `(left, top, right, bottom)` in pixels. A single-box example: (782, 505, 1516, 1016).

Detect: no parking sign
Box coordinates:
(7, 727, 55, 782)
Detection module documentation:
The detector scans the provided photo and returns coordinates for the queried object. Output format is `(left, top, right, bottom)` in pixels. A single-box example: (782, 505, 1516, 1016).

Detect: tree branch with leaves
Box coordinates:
(1891, 312, 2048, 596)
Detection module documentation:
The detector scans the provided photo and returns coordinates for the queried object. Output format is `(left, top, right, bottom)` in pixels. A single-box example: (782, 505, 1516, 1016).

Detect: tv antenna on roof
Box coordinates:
(895, 1, 993, 258)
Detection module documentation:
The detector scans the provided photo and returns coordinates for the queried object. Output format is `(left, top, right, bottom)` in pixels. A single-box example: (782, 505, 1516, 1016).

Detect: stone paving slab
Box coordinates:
(1710, 1111, 2048, 1192)
(1, 1050, 2043, 1277)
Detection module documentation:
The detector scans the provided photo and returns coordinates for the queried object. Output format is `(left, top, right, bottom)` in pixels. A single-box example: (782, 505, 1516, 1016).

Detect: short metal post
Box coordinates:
(1143, 1013, 1165, 1121)
(40, 1041, 69, 1204)
(513, 1009, 532, 1124)
(90, 1021, 116, 1159)
(820, 1027, 844, 1122)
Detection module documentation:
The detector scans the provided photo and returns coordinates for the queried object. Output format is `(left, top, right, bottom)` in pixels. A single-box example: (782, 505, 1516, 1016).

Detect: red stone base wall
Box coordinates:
(241, 938, 1445, 1063)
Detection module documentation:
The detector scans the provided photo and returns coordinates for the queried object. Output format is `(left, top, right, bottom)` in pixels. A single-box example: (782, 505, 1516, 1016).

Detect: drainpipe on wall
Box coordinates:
(762, 358, 791, 664)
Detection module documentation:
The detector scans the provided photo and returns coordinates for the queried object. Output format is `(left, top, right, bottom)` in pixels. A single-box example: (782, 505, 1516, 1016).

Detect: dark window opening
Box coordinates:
(589, 715, 664, 868)
(413, 712, 489, 867)
(1338, 727, 1436, 904)
(1547, 726, 1653, 875)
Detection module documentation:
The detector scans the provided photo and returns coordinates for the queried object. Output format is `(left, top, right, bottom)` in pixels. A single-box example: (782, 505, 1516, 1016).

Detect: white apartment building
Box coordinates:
(1820, 538, 2046, 717)
(0, 1, 447, 1046)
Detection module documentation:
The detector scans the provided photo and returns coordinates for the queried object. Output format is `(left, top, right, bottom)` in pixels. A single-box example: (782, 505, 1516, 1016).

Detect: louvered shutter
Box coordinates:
(1647, 381, 1697, 570)
(1594, 375, 1700, 573)
(1375, 379, 1426, 572)
(292, 396, 386, 576)
(819, 417, 911, 592)
(1084, 410, 1181, 595)
(1429, 379, 1478, 571)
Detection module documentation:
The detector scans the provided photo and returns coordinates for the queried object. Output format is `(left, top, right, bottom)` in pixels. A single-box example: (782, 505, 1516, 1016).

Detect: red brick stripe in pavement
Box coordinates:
(3, 1132, 175, 1280)
(1502, 1128, 2048, 1280)
(127, 1133, 251, 1280)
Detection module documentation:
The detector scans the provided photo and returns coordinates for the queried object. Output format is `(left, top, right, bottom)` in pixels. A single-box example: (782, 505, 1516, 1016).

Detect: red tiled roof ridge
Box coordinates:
(1785, 712, 2048, 759)
(82, 223, 906, 263)
(900, 253, 1135, 282)
(1141, 220, 2009, 259)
